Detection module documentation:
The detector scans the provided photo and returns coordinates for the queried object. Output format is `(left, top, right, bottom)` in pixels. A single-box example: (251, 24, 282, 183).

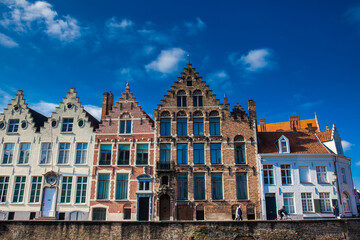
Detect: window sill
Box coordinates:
(74, 203, 88, 205)
(115, 199, 129, 202)
(211, 199, 225, 202)
(97, 164, 112, 166)
(58, 203, 72, 205)
(28, 203, 41, 205)
(74, 163, 88, 166)
(57, 164, 71, 166)
(194, 200, 207, 202)
(211, 163, 223, 166)
(6, 132, 19, 135)
(136, 164, 148, 166)
(39, 164, 52, 166)
(95, 199, 110, 201)
(60, 132, 74, 134)
(10, 202, 25, 205)
(318, 182, 331, 185)
(118, 133, 132, 135)
(17, 164, 30, 166)
(0, 164, 14, 166)
(237, 199, 250, 202)
(235, 163, 247, 166)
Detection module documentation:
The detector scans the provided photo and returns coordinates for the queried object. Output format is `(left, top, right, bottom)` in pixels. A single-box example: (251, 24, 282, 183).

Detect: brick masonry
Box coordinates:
(0, 219, 359, 240)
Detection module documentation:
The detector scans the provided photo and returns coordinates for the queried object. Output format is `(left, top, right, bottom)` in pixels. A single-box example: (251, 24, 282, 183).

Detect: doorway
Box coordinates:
(42, 187, 56, 217)
(138, 197, 149, 221)
(265, 194, 277, 220)
(159, 194, 170, 220)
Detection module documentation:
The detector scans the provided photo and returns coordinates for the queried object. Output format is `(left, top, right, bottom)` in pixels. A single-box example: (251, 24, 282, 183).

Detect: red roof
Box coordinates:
(316, 129, 332, 142)
(258, 130, 329, 154)
(258, 118, 319, 133)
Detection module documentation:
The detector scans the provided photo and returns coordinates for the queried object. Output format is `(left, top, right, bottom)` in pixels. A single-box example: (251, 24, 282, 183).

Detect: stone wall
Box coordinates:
(0, 219, 359, 240)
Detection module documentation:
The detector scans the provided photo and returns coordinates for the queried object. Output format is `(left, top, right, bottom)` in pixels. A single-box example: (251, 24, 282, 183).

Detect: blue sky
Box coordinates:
(0, 0, 360, 186)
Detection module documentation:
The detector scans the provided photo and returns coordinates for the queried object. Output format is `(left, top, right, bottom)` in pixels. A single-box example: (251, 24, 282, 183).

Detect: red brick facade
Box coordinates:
(153, 63, 261, 220)
(90, 84, 155, 221)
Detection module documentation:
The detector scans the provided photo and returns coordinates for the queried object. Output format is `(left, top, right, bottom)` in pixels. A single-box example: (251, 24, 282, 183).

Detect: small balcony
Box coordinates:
(156, 161, 174, 171)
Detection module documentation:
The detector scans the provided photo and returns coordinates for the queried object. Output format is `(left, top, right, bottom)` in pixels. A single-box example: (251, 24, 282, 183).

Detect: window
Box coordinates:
(210, 143, 221, 164)
(236, 173, 248, 200)
(193, 90, 203, 107)
(13, 176, 26, 203)
(194, 173, 205, 200)
(29, 176, 42, 203)
(60, 176, 72, 203)
(138, 179, 151, 191)
(75, 177, 87, 204)
(316, 166, 327, 183)
(120, 120, 131, 134)
(210, 118, 220, 135)
(18, 143, 31, 164)
(177, 91, 187, 107)
(118, 145, 130, 165)
(177, 143, 188, 164)
(342, 192, 351, 212)
(319, 192, 332, 212)
(99, 145, 112, 165)
(299, 166, 310, 183)
(40, 143, 52, 164)
(2, 143, 15, 164)
(75, 143, 88, 164)
(281, 164, 292, 185)
(160, 118, 171, 136)
(211, 173, 223, 200)
(341, 168, 347, 184)
(124, 207, 131, 220)
(7, 120, 19, 133)
(193, 118, 204, 136)
(116, 174, 128, 200)
(278, 136, 290, 153)
(136, 144, 148, 165)
(61, 118, 73, 132)
(194, 143, 204, 164)
(92, 208, 106, 220)
(283, 193, 295, 214)
(160, 144, 171, 169)
(0, 176, 9, 203)
(97, 174, 110, 200)
(263, 165, 274, 185)
(235, 144, 245, 164)
(177, 118, 187, 136)
(301, 193, 313, 212)
(177, 174, 188, 200)
(58, 143, 70, 164)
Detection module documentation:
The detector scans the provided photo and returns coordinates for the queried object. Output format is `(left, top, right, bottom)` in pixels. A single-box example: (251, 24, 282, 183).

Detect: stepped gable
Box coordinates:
(98, 83, 154, 133)
(0, 90, 47, 132)
(257, 130, 329, 154)
(316, 129, 332, 142)
(42, 88, 99, 131)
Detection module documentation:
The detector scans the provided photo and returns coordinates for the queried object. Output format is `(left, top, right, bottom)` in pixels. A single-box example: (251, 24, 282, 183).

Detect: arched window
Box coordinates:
(193, 90, 203, 107)
(193, 111, 204, 136)
(209, 111, 220, 135)
(342, 192, 352, 212)
(177, 111, 187, 136)
(234, 135, 246, 164)
(123, 203, 131, 220)
(177, 90, 187, 107)
(160, 111, 171, 136)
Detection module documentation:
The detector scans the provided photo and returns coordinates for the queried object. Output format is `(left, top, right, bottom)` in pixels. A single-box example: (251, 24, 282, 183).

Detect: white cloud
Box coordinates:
(184, 17, 206, 35)
(0, 0, 81, 42)
(29, 101, 57, 116)
(145, 48, 186, 74)
(106, 17, 133, 29)
(0, 89, 13, 112)
(342, 140, 354, 152)
(229, 48, 275, 72)
(356, 161, 360, 166)
(207, 70, 232, 93)
(83, 104, 101, 121)
(115, 68, 135, 82)
(0, 32, 18, 47)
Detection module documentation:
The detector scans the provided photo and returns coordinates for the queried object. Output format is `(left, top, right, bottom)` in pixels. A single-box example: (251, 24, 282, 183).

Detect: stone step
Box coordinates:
(35, 216, 57, 221)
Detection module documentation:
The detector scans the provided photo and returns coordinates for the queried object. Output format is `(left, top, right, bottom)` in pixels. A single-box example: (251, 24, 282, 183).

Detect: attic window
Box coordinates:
(187, 79, 192, 86)
(67, 103, 73, 109)
(278, 135, 290, 154)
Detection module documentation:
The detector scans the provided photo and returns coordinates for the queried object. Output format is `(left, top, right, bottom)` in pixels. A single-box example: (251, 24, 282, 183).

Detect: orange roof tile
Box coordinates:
(258, 130, 329, 154)
(257, 119, 318, 133)
(316, 129, 332, 142)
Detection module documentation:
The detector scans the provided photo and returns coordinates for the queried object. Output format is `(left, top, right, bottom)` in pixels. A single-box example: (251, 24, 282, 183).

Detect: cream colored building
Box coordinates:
(0, 89, 99, 220)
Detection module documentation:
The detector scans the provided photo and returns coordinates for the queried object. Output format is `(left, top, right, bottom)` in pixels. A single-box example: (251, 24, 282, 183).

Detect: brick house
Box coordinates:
(90, 83, 155, 221)
(153, 63, 261, 221)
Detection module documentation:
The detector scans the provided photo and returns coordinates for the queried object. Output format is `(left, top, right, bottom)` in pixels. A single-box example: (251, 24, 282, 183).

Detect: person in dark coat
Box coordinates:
(333, 205, 340, 219)
(236, 206, 243, 221)
(278, 206, 287, 220)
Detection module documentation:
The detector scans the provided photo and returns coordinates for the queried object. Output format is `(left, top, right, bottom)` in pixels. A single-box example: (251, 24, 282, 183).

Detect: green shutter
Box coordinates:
(314, 199, 321, 213)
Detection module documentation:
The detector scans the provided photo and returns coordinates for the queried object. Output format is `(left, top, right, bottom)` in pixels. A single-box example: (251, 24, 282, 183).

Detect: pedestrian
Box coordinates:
(278, 206, 287, 220)
(333, 205, 340, 219)
(236, 206, 243, 221)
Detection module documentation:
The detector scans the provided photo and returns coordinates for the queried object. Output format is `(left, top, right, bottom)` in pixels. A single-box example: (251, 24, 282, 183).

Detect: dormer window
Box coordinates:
(278, 135, 290, 153)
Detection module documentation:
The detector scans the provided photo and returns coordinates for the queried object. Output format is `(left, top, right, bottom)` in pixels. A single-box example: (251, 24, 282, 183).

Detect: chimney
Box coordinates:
(223, 94, 230, 111)
(307, 123, 313, 132)
(289, 116, 300, 132)
(248, 99, 256, 121)
(326, 125, 329, 130)
(101, 92, 114, 121)
(260, 118, 266, 132)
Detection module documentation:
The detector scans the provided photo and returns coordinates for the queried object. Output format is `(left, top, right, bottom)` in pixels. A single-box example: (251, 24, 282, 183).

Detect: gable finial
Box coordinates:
(125, 82, 130, 93)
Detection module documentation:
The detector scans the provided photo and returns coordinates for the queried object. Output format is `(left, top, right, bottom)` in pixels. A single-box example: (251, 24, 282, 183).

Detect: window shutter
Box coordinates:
(332, 199, 338, 207)
(314, 199, 321, 213)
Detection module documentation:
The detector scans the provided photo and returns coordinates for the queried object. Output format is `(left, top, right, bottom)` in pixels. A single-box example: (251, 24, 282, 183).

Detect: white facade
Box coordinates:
(0, 89, 98, 220)
(259, 153, 339, 220)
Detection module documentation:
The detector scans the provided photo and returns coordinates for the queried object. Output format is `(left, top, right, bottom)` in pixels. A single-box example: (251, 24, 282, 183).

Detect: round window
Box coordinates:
(78, 119, 85, 128)
(14, 105, 19, 111)
(0, 121, 5, 130)
(21, 121, 27, 129)
(51, 120, 57, 128)
(67, 103, 73, 109)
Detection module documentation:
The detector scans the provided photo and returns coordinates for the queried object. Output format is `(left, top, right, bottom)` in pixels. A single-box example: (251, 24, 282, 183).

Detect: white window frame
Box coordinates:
(40, 143, 52, 165)
(316, 166, 327, 183)
(283, 193, 295, 214)
(75, 143, 88, 165)
(301, 192, 313, 213)
(278, 135, 290, 153)
(18, 143, 31, 165)
(2, 143, 15, 164)
(263, 164, 274, 185)
(75, 176, 87, 204)
(281, 164, 292, 185)
(319, 192, 332, 212)
(58, 143, 71, 164)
